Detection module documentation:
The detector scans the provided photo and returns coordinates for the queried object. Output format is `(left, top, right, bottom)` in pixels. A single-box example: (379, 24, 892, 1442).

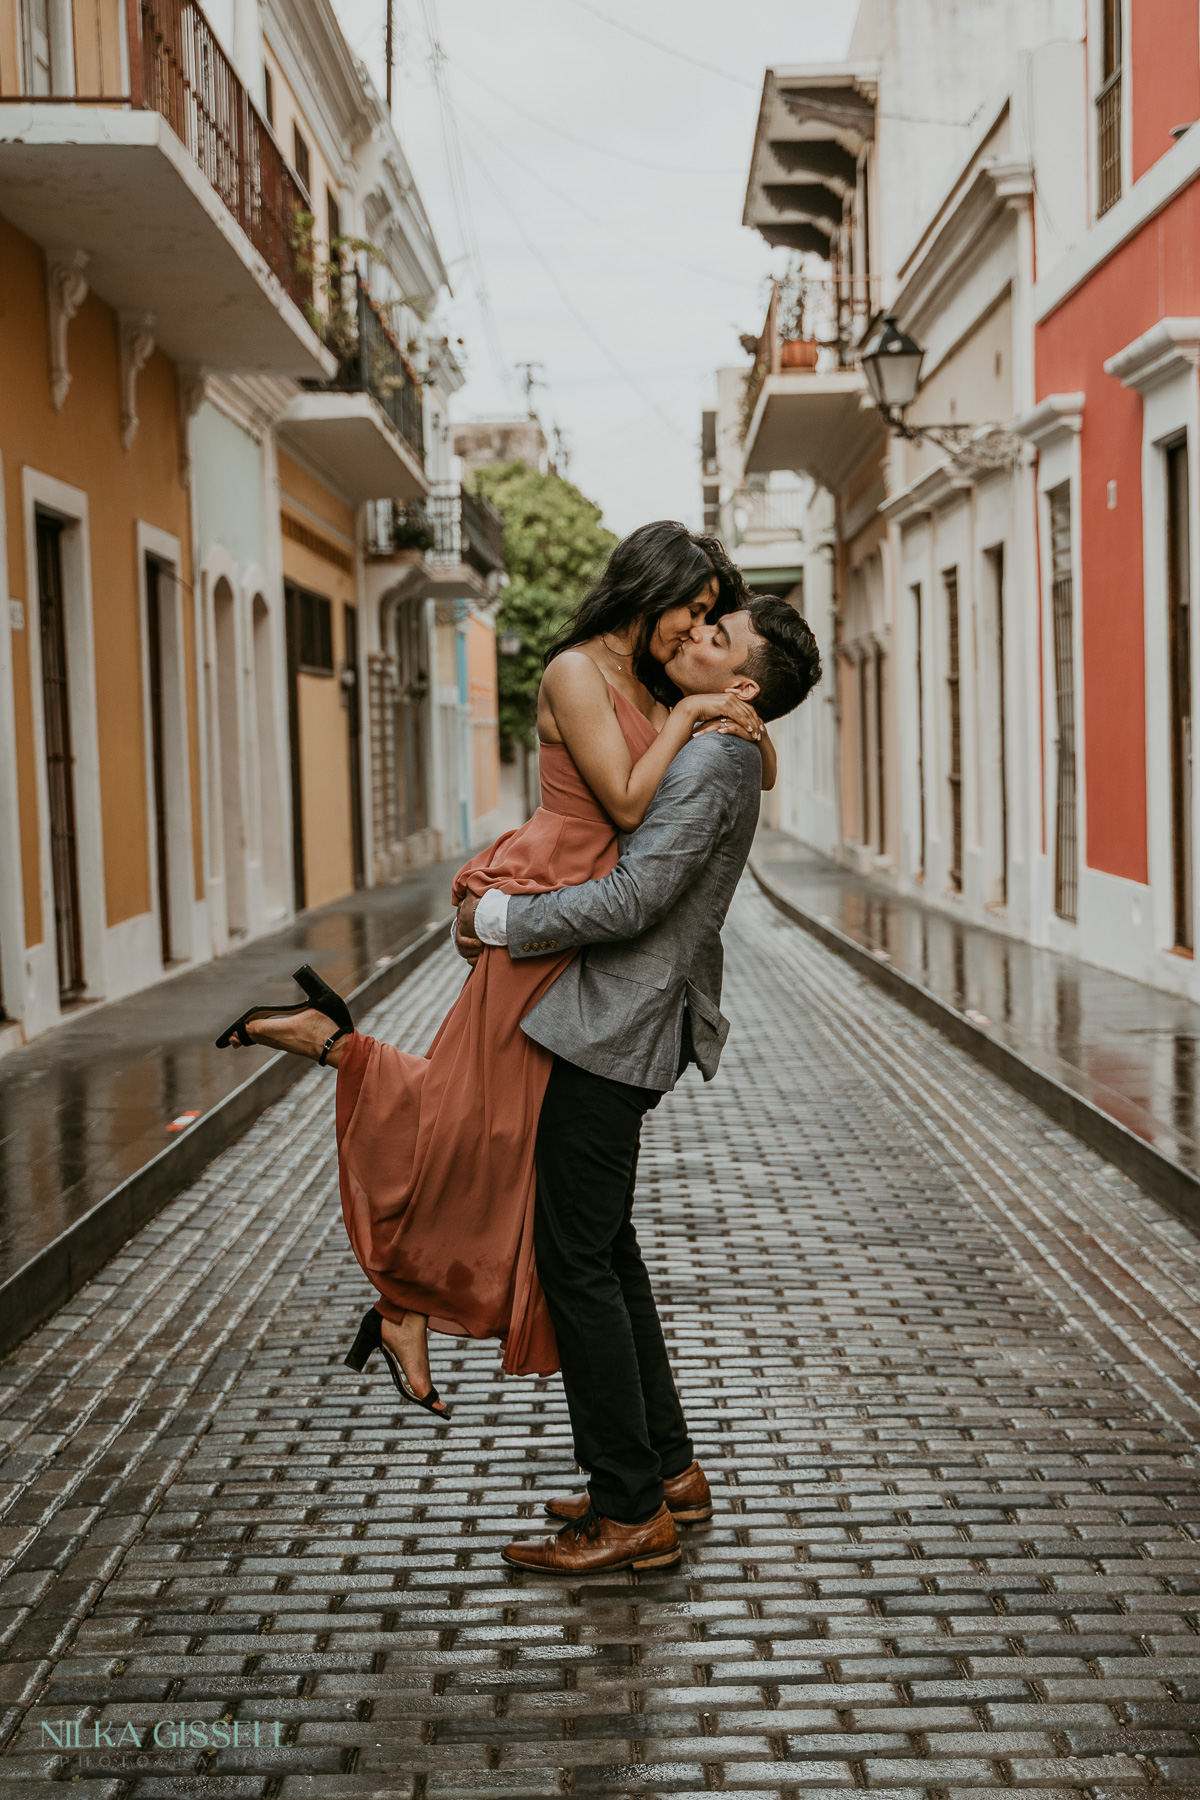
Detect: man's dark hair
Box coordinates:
(546, 520, 751, 705)
(738, 596, 822, 722)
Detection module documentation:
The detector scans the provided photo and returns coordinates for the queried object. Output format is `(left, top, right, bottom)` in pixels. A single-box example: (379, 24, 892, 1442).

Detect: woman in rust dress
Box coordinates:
(223, 524, 770, 1414)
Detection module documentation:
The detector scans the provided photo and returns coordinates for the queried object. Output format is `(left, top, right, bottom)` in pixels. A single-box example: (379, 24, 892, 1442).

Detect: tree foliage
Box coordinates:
(468, 462, 616, 750)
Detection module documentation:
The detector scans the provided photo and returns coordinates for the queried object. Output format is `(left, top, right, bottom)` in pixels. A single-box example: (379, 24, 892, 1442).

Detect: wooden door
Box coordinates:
(344, 602, 365, 889)
(145, 556, 172, 964)
(36, 511, 84, 1000)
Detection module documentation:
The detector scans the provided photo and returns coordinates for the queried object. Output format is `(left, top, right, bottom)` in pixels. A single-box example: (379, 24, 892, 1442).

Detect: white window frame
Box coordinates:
(1108, 322, 1200, 964)
(21, 467, 107, 1031)
(137, 522, 196, 970)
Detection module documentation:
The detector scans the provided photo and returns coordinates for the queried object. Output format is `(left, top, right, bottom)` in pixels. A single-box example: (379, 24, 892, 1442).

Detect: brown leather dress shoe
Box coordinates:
(502, 1503, 680, 1574)
(545, 1460, 713, 1526)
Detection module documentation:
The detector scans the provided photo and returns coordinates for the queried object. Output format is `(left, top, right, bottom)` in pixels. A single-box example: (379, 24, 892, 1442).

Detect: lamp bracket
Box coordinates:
(879, 406, 1023, 475)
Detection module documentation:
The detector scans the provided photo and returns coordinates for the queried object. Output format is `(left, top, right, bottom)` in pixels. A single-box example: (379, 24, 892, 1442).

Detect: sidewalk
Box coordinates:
(753, 827, 1200, 1212)
(5, 884, 1200, 1792)
(0, 861, 458, 1347)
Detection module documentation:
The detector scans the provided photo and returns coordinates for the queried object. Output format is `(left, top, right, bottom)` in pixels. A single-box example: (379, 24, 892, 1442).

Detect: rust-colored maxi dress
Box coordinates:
(335, 689, 658, 1378)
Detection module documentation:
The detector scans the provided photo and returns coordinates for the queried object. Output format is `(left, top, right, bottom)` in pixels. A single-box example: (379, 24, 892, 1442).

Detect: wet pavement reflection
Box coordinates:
(754, 828, 1200, 1180)
(0, 862, 459, 1290)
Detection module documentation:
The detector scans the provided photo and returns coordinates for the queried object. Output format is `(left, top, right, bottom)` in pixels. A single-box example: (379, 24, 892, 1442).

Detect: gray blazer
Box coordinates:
(505, 732, 761, 1091)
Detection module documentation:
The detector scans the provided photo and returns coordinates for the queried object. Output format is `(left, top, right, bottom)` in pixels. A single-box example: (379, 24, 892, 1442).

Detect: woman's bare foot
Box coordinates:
(243, 1009, 348, 1067)
(381, 1312, 448, 1415)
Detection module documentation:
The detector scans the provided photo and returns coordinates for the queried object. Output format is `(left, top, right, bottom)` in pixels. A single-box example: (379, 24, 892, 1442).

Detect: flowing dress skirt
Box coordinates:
(335, 696, 658, 1376)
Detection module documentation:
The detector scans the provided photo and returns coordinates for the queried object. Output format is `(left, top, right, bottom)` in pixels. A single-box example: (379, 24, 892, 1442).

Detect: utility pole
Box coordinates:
(385, 0, 393, 109)
(553, 425, 571, 476)
(514, 361, 544, 418)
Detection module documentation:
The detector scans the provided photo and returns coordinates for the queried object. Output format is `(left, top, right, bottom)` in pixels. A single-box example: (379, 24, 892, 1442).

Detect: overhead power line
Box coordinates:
(566, 2, 970, 129)
(417, 0, 513, 391)
(448, 53, 731, 177)
(468, 113, 748, 290)
(566, 0, 759, 91)
(462, 134, 688, 444)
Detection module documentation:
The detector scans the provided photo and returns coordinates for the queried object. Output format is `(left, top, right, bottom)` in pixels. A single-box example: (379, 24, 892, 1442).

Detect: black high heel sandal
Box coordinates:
(344, 1307, 451, 1420)
(215, 964, 354, 1065)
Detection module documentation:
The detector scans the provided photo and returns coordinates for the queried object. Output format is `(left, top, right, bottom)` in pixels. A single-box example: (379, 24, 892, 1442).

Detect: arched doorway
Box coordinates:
(394, 594, 429, 842)
(251, 593, 287, 915)
(212, 577, 247, 938)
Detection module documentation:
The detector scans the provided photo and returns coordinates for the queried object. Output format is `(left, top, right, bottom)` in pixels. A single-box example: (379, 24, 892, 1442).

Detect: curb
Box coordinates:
(0, 917, 453, 1361)
(749, 859, 1200, 1231)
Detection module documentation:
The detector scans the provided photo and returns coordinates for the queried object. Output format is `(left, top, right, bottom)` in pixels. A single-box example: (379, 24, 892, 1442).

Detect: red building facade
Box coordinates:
(1033, 3, 1200, 976)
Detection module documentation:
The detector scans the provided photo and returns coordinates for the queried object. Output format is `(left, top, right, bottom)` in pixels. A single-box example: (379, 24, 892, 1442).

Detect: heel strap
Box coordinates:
(318, 1028, 351, 1067)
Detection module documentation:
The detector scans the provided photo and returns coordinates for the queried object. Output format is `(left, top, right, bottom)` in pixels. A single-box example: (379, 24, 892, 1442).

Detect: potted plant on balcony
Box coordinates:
(391, 505, 436, 553)
(778, 274, 819, 371)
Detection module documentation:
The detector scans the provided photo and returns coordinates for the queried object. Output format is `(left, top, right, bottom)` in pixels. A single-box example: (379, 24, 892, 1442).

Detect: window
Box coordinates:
(985, 545, 1009, 907)
(874, 644, 886, 853)
(327, 188, 341, 255)
(21, 0, 52, 93)
(859, 654, 871, 845)
(1097, 0, 1122, 215)
(1049, 484, 1078, 921)
(912, 584, 926, 877)
(944, 568, 962, 893)
(263, 64, 274, 127)
(292, 123, 311, 198)
(1168, 437, 1193, 951)
(296, 587, 333, 674)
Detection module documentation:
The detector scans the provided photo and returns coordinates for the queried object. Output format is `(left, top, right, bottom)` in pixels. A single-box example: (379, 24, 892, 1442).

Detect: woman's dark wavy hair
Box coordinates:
(545, 520, 751, 705)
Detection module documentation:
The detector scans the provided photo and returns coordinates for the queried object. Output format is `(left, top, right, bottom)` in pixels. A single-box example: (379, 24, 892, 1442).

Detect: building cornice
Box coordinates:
(1032, 124, 1200, 324)
(1013, 391, 1084, 450)
(261, 0, 371, 178)
(893, 156, 1029, 336)
(880, 461, 973, 524)
(204, 376, 298, 442)
(1105, 319, 1200, 394)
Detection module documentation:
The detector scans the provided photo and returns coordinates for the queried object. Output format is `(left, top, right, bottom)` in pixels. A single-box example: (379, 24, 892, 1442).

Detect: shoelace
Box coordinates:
(557, 1504, 601, 1543)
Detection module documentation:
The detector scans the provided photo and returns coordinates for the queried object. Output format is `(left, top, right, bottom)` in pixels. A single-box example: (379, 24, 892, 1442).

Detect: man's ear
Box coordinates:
(724, 674, 760, 703)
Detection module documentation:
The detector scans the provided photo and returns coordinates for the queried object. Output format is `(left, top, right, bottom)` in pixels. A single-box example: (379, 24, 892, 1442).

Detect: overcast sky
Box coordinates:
(330, 0, 858, 536)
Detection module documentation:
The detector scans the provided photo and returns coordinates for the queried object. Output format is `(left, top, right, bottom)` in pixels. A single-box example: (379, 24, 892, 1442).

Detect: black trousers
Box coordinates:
(533, 1054, 693, 1523)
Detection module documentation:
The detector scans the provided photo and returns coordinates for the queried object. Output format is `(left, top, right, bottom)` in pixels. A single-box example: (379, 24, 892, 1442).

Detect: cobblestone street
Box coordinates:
(6, 882, 1200, 1797)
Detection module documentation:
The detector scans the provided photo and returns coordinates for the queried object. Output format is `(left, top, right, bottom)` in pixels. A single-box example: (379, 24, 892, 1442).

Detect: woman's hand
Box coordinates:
(681, 690, 763, 743)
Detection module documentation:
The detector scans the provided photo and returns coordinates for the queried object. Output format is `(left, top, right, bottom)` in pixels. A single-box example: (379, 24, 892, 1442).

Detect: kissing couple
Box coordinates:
(220, 520, 820, 1575)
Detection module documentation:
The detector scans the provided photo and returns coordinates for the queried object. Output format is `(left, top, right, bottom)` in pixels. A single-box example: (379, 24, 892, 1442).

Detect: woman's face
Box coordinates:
(647, 578, 719, 664)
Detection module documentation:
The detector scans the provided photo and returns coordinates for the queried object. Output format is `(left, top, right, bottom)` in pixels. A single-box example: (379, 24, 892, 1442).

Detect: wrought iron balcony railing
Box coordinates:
(326, 275, 425, 467)
(1, 0, 311, 310)
(428, 486, 506, 578)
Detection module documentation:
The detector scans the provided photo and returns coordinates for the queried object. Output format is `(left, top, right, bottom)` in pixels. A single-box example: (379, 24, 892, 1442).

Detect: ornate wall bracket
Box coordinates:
(118, 312, 157, 450)
(176, 366, 208, 486)
(46, 249, 90, 411)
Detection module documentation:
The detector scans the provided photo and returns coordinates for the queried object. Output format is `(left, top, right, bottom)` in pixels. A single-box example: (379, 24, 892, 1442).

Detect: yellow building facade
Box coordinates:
(0, 211, 201, 1043)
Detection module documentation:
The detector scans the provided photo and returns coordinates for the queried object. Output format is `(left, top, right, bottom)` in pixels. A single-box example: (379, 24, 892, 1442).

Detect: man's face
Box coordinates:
(665, 609, 760, 698)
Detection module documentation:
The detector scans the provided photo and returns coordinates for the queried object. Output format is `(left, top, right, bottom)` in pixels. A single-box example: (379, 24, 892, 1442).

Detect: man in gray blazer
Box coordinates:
(458, 597, 820, 1575)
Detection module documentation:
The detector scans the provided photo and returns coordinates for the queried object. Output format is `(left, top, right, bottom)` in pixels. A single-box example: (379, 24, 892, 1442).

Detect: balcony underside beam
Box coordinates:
(277, 392, 428, 505)
(743, 371, 884, 493)
(0, 107, 333, 377)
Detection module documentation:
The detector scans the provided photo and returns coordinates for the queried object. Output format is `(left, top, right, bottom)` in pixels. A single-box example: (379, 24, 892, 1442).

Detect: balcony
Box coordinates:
(732, 484, 806, 543)
(0, 0, 332, 376)
(278, 274, 427, 503)
(740, 279, 883, 493)
(429, 486, 505, 580)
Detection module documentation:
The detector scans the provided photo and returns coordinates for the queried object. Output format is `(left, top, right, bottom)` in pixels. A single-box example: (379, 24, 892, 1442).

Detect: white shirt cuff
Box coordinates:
(473, 888, 510, 946)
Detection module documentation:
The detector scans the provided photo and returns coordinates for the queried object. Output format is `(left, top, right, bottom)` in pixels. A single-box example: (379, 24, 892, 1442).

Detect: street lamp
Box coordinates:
(861, 314, 925, 413)
(860, 312, 1020, 474)
(498, 632, 523, 657)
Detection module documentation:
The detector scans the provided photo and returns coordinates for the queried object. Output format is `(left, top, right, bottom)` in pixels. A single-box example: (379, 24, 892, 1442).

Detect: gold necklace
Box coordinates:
(602, 635, 629, 674)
